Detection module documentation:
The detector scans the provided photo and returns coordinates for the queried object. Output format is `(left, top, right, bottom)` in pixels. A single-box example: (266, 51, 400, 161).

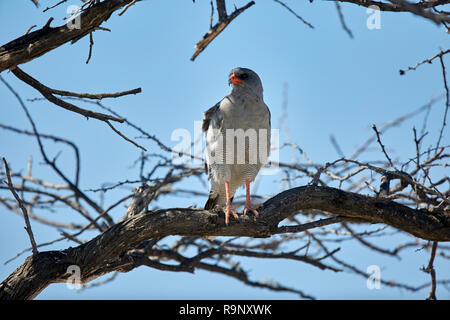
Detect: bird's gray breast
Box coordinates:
(220, 94, 271, 180)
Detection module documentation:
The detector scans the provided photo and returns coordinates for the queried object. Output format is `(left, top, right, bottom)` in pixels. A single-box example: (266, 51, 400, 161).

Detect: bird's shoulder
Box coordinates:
(202, 97, 228, 132)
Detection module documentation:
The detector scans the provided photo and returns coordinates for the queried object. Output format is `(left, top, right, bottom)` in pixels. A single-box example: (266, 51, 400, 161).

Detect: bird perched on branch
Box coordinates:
(202, 67, 271, 224)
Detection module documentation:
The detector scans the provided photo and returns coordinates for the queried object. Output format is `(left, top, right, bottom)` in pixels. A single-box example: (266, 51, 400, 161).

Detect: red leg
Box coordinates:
(244, 179, 260, 216)
(224, 181, 238, 224)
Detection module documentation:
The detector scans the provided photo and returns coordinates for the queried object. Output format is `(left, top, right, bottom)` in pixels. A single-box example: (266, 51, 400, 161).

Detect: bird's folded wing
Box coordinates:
(202, 99, 225, 175)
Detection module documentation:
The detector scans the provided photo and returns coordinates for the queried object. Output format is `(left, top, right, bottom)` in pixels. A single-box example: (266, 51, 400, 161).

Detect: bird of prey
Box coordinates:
(202, 67, 271, 224)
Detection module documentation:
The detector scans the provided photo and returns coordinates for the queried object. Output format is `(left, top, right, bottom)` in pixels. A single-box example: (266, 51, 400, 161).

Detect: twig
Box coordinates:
(11, 67, 141, 100)
(334, 1, 353, 38)
(342, 222, 400, 257)
(9, 67, 148, 152)
(335, 0, 450, 13)
(191, 1, 255, 61)
(48, 87, 141, 100)
(118, 0, 138, 16)
(24, 25, 37, 36)
(93, 26, 111, 32)
(86, 32, 94, 64)
(105, 120, 147, 151)
(216, 0, 227, 21)
(89, 98, 203, 160)
(0, 0, 140, 72)
(400, 49, 450, 75)
(2, 158, 38, 256)
(372, 124, 396, 169)
(273, 0, 314, 29)
(387, 0, 450, 25)
(43, 0, 67, 12)
(276, 216, 347, 234)
(350, 96, 442, 159)
(210, 0, 215, 28)
(436, 54, 449, 152)
(10, 67, 125, 123)
(330, 134, 345, 157)
(0, 122, 81, 188)
(0, 75, 110, 228)
(43, 17, 54, 29)
(424, 241, 438, 300)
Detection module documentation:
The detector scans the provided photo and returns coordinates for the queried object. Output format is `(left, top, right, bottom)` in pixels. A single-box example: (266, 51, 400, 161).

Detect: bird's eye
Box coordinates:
(240, 73, 249, 80)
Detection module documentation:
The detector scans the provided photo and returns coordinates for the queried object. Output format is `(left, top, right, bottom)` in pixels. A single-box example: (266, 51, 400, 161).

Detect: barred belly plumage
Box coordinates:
(202, 67, 271, 223)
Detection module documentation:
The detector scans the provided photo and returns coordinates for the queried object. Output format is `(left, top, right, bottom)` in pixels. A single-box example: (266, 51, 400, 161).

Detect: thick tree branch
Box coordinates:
(0, 0, 139, 72)
(1, 185, 450, 299)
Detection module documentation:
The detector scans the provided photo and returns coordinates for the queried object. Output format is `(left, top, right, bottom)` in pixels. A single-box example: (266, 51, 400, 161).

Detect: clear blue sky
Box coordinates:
(0, 0, 449, 299)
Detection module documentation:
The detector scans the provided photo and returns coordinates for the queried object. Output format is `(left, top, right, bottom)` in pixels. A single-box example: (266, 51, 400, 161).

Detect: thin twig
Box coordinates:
(118, 0, 138, 16)
(2, 158, 38, 256)
(330, 134, 345, 157)
(24, 25, 37, 36)
(0, 122, 81, 188)
(191, 1, 255, 61)
(387, 0, 450, 25)
(400, 49, 450, 75)
(436, 54, 449, 152)
(10, 67, 125, 123)
(273, 0, 314, 29)
(276, 217, 347, 234)
(210, 0, 215, 28)
(106, 121, 147, 152)
(424, 241, 438, 300)
(0, 75, 110, 228)
(372, 124, 396, 169)
(334, 1, 353, 38)
(43, 0, 67, 12)
(86, 32, 94, 64)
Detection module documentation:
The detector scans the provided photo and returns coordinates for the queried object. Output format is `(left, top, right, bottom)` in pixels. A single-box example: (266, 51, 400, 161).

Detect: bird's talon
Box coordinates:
(225, 204, 238, 225)
(244, 205, 259, 217)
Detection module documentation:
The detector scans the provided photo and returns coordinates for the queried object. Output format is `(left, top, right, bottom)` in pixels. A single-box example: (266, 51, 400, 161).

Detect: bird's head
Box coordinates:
(228, 67, 263, 96)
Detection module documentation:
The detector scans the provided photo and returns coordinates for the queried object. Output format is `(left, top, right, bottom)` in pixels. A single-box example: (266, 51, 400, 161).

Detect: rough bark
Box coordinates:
(1, 185, 449, 300)
(0, 0, 136, 72)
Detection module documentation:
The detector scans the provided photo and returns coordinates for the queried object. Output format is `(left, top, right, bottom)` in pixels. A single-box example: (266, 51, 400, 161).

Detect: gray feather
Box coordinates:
(203, 68, 271, 209)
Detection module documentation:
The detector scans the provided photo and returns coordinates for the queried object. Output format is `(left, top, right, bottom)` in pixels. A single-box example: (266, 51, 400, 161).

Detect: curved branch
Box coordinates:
(10, 67, 125, 123)
(0, 0, 138, 72)
(1, 185, 450, 299)
(336, 0, 450, 12)
(191, 1, 255, 61)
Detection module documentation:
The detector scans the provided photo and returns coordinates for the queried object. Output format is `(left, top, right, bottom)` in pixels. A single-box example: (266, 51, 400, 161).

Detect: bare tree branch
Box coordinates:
(337, 0, 450, 14)
(0, 0, 139, 72)
(10, 67, 125, 123)
(424, 241, 439, 300)
(2, 158, 38, 256)
(1, 185, 450, 299)
(191, 1, 255, 61)
(334, 1, 353, 38)
(273, 0, 314, 29)
(400, 49, 450, 75)
(437, 54, 449, 151)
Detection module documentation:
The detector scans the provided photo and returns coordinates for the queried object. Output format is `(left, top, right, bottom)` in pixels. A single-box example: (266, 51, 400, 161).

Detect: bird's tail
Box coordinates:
(204, 194, 233, 210)
(204, 194, 218, 210)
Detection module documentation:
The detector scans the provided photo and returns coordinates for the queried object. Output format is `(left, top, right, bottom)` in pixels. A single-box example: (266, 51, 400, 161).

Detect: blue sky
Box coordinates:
(0, 0, 449, 299)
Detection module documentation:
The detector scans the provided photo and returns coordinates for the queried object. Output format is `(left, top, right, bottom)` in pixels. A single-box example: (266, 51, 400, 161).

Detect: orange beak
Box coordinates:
(229, 73, 244, 85)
